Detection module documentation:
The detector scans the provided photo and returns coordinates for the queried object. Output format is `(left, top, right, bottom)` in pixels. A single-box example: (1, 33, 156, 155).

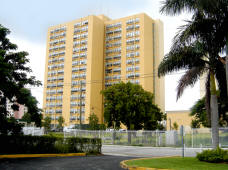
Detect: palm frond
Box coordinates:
(214, 58, 227, 101)
(158, 42, 206, 77)
(160, 0, 219, 16)
(166, 0, 228, 54)
(176, 67, 205, 100)
(160, 0, 195, 15)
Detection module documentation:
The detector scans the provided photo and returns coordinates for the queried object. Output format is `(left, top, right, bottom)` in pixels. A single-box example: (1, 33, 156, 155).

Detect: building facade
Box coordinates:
(166, 110, 193, 131)
(6, 99, 27, 119)
(43, 13, 164, 127)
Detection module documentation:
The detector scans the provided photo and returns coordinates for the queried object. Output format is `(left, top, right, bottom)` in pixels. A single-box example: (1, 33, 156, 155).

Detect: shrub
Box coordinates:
(196, 147, 228, 163)
(0, 135, 101, 154)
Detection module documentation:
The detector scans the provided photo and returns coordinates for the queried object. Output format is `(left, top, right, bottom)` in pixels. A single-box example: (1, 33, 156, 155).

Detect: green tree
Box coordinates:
(7, 117, 23, 135)
(160, 0, 228, 95)
(190, 95, 228, 128)
(88, 113, 99, 130)
(43, 116, 51, 134)
(17, 88, 42, 127)
(57, 116, 64, 130)
(159, 0, 228, 148)
(21, 112, 32, 124)
(0, 25, 42, 134)
(190, 98, 209, 128)
(101, 82, 164, 130)
(173, 122, 178, 130)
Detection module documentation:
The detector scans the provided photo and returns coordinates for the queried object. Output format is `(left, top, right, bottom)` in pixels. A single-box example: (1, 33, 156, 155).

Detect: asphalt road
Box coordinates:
(0, 155, 137, 170)
(0, 145, 204, 170)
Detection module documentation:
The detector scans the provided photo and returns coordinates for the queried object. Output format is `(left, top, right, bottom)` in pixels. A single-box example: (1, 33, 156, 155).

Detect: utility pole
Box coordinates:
(79, 80, 82, 130)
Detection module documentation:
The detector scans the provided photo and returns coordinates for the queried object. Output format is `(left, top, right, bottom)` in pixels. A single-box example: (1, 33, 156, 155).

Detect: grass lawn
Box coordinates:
(125, 157, 228, 170)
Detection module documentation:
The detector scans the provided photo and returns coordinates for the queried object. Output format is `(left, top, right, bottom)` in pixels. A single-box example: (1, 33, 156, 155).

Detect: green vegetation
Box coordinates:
(5, 117, 23, 135)
(101, 82, 165, 130)
(0, 135, 101, 154)
(159, 0, 228, 148)
(87, 113, 106, 130)
(88, 113, 99, 130)
(21, 112, 32, 124)
(190, 96, 228, 128)
(0, 24, 42, 134)
(45, 132, 64, 138)
(173, 122, 178, 130)
(57, 116, 64, 130)
(126, 157, 228, 170)
(197, 147, 228, 163)
(43, 116, 51, 134)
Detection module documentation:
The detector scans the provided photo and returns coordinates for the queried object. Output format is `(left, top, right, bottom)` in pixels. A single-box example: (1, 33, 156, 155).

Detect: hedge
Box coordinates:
(196, 147, 228, 163)
(0, 135, 101, 154)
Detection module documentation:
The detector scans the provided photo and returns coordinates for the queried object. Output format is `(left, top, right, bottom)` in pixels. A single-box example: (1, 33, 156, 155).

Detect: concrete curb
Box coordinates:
(120, 156, 174, 170)
(0, 153, 86, 159)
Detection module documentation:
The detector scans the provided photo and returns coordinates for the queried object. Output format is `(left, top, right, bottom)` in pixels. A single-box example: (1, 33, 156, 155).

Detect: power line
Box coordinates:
(27, 71, 187, 89)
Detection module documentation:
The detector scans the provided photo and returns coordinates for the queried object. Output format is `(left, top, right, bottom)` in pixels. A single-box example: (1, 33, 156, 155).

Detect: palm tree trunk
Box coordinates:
(226, 37, 228, 97)
(210, 71, 219, 149)
(226, 55, 228, 97)
(205, 74, 211, 127)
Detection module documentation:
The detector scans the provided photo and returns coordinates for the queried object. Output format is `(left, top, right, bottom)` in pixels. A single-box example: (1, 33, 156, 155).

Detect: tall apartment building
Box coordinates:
(43, 13, 164, 127)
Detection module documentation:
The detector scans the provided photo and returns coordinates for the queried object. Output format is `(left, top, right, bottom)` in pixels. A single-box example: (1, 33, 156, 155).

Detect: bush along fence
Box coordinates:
(64, 128, 228, 148)
(0, 135, 101, 154)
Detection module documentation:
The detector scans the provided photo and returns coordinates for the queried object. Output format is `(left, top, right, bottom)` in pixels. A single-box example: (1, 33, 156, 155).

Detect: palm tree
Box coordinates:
(161, 0, 228, 92)
(159, 0, 228, 148)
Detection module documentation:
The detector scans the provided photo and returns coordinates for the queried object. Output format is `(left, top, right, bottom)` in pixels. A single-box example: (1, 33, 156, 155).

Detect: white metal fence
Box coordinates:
(22, 127, 44, 136)
(63, 128, 228, 148)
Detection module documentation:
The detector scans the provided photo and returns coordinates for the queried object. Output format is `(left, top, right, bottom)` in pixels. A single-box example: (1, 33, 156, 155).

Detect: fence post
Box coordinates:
(155, 130, 157, 147)
(112, 131, 115, 145)
(192, 128, 193, 148)
(180, 125, 184, 157)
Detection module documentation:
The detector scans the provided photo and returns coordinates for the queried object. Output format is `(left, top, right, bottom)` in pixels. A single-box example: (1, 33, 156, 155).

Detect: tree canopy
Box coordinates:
(88, 113, 100, 130)
(159, 0, 228, 148)
(0, 24, 42, 134)
(42, 116, 51, 134)
(190, 94, 228, 128)
(57, 116, 64, 130)
(101, 82, 165, 130)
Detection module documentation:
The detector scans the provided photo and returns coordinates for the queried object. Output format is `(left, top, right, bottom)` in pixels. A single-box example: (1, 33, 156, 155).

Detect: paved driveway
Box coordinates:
(0, 145, 204, 170)
(0, 155, 136, 170)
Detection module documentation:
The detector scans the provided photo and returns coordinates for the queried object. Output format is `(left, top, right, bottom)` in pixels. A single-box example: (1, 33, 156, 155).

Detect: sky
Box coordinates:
(0, 0, 200, 111)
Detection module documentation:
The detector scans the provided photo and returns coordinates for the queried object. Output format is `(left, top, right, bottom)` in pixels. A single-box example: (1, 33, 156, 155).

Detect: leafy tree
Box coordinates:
(57, 116, 64, 130)
(101, 82, 164, 130)
(17, 88, 42, 127)
(21, 112, 32, 124)
(0, 24, 41, 134)
(8, 117, 23, 135)
(99, 124, 106, 130)
(159, 0, 228, 148)
(173, 122, 178, 130)
(190, 95, 228, 128)
(191, 120, 201, 129)
(88, 113, 99, 130)
(42, 116, 51, 134)
(190, 98, 209, 128)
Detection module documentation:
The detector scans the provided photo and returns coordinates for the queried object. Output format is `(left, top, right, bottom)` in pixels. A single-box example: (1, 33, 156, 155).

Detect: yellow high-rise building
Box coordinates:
(43, 13, 164, 127)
